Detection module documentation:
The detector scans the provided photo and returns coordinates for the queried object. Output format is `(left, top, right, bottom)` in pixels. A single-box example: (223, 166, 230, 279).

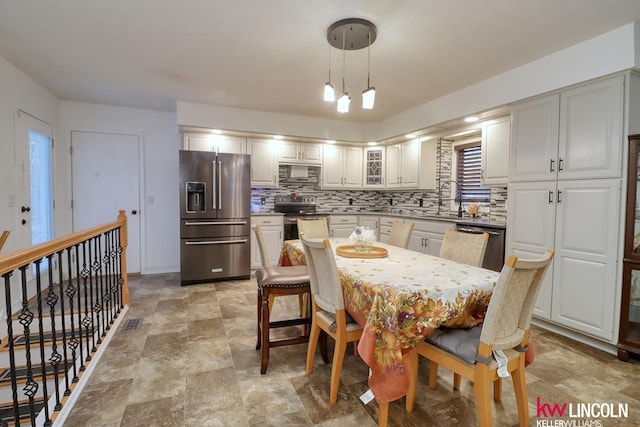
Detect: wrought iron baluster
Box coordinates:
(67, 246, 80, 383)
(34, 260, 52, 426)
(104, 231, 114, 328)
(89, 237, 101, 349)
(45, 254, 62, 412)
(3, 271, 20, 425)
(116, 229, 123, 311)
(80, 241, 92, 365)
(56, 250, 71, 398)
(97, 235, 107, 339)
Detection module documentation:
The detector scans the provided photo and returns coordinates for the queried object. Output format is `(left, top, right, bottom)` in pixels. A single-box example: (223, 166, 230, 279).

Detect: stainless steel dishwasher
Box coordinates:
(455, 223, 506, 272)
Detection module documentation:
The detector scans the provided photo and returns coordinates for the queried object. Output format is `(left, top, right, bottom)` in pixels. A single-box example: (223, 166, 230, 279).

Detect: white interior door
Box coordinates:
(71, 131, 142, 273)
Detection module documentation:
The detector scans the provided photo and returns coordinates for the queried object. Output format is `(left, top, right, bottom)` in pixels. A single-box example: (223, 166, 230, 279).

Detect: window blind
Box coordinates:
(455, 142, 491, 203)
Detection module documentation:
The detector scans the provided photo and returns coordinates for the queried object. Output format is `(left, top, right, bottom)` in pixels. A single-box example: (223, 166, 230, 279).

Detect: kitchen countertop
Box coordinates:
(250, 212, 285, 216)
(251, 210, 506, 229)
(331, 211, 506, 229)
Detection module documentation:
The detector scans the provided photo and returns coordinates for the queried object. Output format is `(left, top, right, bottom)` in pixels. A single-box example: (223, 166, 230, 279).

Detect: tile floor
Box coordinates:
(63, 273, 640, 426)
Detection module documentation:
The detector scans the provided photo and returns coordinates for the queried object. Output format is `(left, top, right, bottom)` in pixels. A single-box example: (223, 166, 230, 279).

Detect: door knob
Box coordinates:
(131, 210, 138, 215)
(21, 206, 31, 212)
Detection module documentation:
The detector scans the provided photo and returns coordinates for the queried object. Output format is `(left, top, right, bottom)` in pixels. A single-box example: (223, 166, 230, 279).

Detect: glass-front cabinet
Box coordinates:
(363, 146, 385, 189)
(619, 134, 640, 361)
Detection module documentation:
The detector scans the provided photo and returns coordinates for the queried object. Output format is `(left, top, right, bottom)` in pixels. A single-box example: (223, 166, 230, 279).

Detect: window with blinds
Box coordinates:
(454, 142, 491, 203)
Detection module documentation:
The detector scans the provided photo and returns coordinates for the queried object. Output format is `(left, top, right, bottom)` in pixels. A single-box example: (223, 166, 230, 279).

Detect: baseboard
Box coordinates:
(531, 317, 617, 355)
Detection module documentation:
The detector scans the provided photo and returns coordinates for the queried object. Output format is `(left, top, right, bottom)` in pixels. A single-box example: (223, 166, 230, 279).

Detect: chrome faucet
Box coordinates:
(438, 180, 464, 217)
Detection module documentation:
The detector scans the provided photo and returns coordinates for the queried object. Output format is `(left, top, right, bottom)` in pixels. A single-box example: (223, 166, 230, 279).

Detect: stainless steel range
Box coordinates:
(274, 195, 328, 240)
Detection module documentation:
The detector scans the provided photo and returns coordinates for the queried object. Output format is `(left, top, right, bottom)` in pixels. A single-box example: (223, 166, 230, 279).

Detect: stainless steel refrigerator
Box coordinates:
(179, 150, 251, 285)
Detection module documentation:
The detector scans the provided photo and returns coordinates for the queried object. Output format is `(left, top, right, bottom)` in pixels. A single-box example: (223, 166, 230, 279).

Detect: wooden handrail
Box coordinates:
(0, 230, 9, 252)
(0, 211, 129, 305)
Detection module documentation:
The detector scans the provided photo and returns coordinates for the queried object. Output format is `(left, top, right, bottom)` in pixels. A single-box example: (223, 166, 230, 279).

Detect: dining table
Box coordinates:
(279, 237, 500, 404)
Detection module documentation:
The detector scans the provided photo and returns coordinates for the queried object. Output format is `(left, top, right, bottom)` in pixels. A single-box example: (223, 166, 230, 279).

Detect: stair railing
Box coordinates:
(0, 211, 129, 426)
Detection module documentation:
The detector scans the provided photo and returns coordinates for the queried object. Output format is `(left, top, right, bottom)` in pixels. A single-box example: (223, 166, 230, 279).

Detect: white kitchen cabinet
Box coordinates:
(279, 141, 322, 165)
(358, 216, 379, 240)
(329, 215, 358, 238)
(251, 215, 284, 269)
(481, 117, 510, 186)
(182, 132, 246, 154)
(363, 146, 385, 189)
(322, 145, 362, 189)
(406, 219, 455, 256)
(247, 139, 279, 187)
(378, 216, 395, 243)
(510, 76, 623, 182)
(507, 179, 620, 341)
(386, 139, 436, 189)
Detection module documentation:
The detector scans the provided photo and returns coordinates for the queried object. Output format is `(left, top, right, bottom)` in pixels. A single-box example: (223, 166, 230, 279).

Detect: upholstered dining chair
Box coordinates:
(253, 225, 311, 374)
(0, 230, 9, 252)
(297, 218, 330, 238)
(387, 220, 414, 249)
(439, 228, 489, 267)
(405, 249, 555, 427)
(300, 235, 363, 405)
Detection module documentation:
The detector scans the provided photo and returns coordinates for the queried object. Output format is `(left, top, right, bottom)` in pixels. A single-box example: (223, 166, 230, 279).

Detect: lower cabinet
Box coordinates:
(251, 215, 283, 269)
(378, 216, 395, 243)
(507, 179, 620, 341)
(329, 215, 358, 238)
(406, 219, 455, 256)
(379, 217, 453, 255)
(358, 215, 379, 240)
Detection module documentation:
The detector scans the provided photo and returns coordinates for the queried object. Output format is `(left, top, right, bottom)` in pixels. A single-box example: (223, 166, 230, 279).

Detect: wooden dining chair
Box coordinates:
(387, 220, 414, 249)
(253, 225, 311, 374)
(296, 218, 330, 238)
(406, 249, 555, 427)
(300, 235, 363, 404)
(439, 228, 489, 267)
(0, 231, 9, 252)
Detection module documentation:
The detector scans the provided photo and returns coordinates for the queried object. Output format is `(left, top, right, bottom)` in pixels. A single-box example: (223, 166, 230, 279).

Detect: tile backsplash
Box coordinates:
(252, 141, 507, 223)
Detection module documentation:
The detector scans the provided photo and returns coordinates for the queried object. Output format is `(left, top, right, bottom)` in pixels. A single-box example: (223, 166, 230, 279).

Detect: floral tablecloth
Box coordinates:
(280, 238, 499, 404)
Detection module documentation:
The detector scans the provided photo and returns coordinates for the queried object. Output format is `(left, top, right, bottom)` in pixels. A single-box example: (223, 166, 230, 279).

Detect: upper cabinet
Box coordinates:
(278, 141, 322, 165)
(386, 139, 437, 189)
(481, 117, 510, 186)
(510, 75, 623, 182)
(182, 132, 246, 154)
(363, 146, 385, 189)
(247, 139, 279, 187)
(321, 145, 362, 189)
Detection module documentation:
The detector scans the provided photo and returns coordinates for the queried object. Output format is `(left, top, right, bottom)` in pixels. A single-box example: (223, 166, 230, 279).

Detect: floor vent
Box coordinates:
(123, 318, 143, 331)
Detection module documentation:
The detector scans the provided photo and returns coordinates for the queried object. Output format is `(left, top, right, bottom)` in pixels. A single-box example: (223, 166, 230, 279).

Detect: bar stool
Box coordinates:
(253, 225, 313, 374)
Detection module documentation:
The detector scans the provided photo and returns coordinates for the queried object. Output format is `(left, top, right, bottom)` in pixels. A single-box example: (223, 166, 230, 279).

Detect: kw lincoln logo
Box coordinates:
(535, 397, 629, 427)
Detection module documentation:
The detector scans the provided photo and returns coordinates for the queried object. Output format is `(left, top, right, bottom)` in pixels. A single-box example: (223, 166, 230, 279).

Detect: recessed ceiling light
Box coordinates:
(367, 142, 377, 146)
(464, 116, 479, 123)
(273, 135, 284, 140)
(326, 140, 336, 144)
(405, 133, 416, 139)
(211, 129, 223, 134)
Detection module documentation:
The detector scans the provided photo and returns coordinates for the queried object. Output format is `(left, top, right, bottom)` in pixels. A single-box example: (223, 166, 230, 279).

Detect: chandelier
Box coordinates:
(323, 18, 377, 113)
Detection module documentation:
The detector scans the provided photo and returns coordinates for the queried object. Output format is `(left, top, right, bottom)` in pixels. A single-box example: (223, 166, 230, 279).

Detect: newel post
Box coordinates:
(117, 210, 130, 306)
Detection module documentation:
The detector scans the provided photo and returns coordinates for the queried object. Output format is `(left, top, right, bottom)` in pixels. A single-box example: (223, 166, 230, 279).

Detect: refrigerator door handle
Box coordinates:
(184, 221, 248, 226)
(185, 238, 248, 245)
(218, 160, 222, 211)
(212, 160, 217, 210)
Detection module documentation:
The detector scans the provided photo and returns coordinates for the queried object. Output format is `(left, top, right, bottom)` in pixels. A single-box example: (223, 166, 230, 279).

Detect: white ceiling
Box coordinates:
(2, 0, 640, 123)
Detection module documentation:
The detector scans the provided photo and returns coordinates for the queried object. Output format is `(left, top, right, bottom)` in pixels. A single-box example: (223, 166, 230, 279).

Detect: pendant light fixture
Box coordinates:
(336, 26, 350, 113)
(324, 18, 377, 113)
(362, 27, 375, 109)
(323, 45, 335, 102)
